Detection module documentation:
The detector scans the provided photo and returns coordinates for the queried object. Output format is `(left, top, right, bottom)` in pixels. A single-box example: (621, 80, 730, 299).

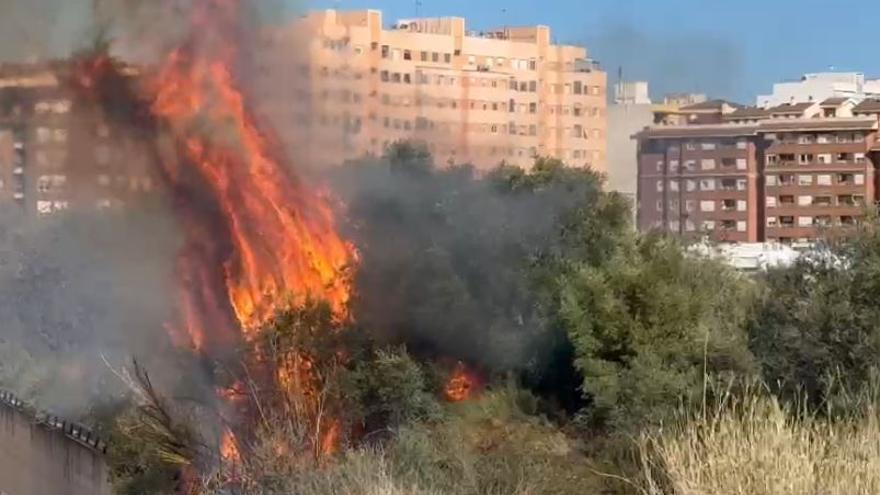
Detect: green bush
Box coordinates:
(559, 233, 757, 432)
(749, 226, 880, 407)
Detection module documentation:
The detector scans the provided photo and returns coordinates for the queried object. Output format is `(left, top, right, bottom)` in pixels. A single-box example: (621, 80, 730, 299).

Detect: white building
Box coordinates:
(614, 80, 651, 105)
(757, 72, 880, 108)
(688, 242, 802, 272)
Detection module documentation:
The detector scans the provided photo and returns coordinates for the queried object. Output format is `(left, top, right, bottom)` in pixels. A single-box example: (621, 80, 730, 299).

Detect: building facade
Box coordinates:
(255, 9, 607, 172)
(757, 72, 880, 108)
(637, 124, 761, 242)
(0, 63, 157, 218)
(636, 97, 880, 243)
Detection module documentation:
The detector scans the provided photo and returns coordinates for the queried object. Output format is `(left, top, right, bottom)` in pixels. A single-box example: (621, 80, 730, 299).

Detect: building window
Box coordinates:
(656, 180, 664, 192)
(700, 200, 715, 212)
(686, 179, 696, 192)
(766, 196, 777, 208)
(669, 180, 679, 192)
(736, 158, 747, 170)
(817, 174, 832, 186)
(701, 142, 716, 150)
(737, 221, 747, 232)
(700, 178, 715, 191)
(420, 51, 428, 62)
(701, 158, 716, 170)
(737, 179, 747, 191)
(702, 220, 716, 231)
(403, 50, 412, 60)
(798, 216, 813, 227)
(381, 45, 389, 58)
(685, 200, 696, 212)
(432, 52, 439, 62)
(798, 174, 813, 186)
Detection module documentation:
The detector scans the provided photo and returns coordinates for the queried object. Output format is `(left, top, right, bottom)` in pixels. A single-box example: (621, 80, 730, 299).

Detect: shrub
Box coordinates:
(560, 234, 757, 432)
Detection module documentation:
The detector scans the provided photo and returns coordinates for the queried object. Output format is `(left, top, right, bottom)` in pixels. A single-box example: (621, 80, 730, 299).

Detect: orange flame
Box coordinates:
(445, 362, 480, 402)
(150, 0, 355, 348)
(147, 0, 355, 462)
(220, 428, 241, 463)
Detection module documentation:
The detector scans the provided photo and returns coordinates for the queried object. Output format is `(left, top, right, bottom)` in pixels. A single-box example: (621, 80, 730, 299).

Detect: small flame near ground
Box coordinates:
(445, 362, 482, 402)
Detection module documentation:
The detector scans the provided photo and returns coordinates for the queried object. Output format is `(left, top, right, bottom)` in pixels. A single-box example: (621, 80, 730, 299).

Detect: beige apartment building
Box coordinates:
(255, 10, 607, 172)
(0, 62, 157, 218)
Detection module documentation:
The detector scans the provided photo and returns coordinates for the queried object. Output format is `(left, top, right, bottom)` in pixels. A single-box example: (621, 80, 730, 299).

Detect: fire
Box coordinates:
(220, 428, 241, 463)
(150, 0, 355, 351)
(144, 0, 356, 463)
(321, 420, 341, 456)
(445, 362, 479, 402)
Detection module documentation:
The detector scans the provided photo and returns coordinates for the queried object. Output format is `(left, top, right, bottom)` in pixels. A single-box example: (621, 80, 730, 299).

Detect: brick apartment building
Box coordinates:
(0, 63, 157, 218)
(636, 97, 880, 243)
(255, 9, 607, 172)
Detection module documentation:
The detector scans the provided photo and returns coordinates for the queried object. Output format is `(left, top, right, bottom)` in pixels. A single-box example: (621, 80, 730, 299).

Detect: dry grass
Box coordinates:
(637, 394, 880, 495)
(202, 389, 603, 495)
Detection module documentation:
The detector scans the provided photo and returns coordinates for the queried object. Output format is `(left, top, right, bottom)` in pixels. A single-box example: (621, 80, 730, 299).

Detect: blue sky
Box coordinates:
(303, 0, 879, 105)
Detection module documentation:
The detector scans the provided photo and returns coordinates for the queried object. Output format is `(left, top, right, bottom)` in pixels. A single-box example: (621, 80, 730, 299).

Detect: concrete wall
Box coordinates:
(607, 103, 653, 218)
(0, 402, 111, 495)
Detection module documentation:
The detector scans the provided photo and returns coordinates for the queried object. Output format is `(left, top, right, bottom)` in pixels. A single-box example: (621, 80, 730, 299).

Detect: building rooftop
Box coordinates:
(852, 99, 880, 114)
(680, 99, 742, 111)
(635, 123, 758, 139)
(723, 107, 770, 120)
(767, 102, 817, 114)
(820, 97, 851, 107)
(637, 116, 878, 139)
(758, 117, 877, 132)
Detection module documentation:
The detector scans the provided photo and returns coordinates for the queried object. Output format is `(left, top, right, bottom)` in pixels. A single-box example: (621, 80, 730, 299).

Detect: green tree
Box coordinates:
(328, 143, 630, 401)
(749, 220, 880, 407)
(559, 233, 757, 431)
(344, 348, 440, 432)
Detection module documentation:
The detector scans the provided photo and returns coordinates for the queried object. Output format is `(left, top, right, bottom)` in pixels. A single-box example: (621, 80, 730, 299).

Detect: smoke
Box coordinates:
(323, 147, 609, 384)
(0, 202, 187, 416)
(586, 22, 746, 102)
(0, 0, 96, 62)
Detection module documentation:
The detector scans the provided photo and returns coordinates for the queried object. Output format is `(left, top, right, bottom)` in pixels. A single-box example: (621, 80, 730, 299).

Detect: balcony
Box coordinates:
(573, 58, 601, 73)
(778, 195, 795, 207)
(811, 196, 833, 207)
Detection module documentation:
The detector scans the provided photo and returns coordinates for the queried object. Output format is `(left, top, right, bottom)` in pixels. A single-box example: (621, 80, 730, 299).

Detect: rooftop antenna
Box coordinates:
(415, 0, 422, 17)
